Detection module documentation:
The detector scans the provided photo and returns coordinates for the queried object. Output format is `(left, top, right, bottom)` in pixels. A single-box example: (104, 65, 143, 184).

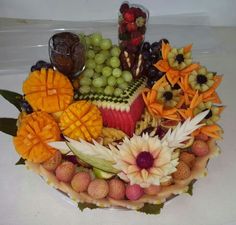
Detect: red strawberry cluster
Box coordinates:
(118, 2, 148, 54)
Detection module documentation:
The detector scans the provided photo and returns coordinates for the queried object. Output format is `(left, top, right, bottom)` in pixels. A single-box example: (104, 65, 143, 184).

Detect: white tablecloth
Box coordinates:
(0, 19, 236, 225)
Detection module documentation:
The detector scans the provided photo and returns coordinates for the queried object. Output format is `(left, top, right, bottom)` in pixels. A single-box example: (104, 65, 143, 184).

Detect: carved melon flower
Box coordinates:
(157, 84, 182, 108)
(168, 47, 192, 70)
(114, 134, 179, 188)
(189, 67, 215, 92)
(193, 101, 221, 125)
(155, 42, 199, 85)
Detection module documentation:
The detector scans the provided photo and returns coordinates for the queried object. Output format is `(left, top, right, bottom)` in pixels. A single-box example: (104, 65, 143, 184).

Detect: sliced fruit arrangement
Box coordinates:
(0, 1, 224, 215)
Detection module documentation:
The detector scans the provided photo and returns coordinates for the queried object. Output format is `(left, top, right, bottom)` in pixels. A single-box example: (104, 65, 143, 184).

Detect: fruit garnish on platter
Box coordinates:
(0, 1, 224, 215)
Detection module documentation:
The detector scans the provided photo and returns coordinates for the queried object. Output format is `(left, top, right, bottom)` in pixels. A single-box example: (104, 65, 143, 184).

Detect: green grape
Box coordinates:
(93, 46, 101, 52)
(95, 87, 104, 94)
(105, 58, 111, 66)
(92, 77, 104, 88)
(110, 56, 121, 68)
(85, 36, 91, 46)
(112, 68, 122, 78)
(104, 85, 115, 95)
(86, 59, 96, 69)
(79, 85, 91, 94)
(95, 64, 103, 73)
(100, 50, 110, 59)
(93, 72, 101, 79)
(91, 33, 103, 47)
(90, 86, 96, 93)
(107, 76, 116, 87)
(102, 66, 112, 77)
(94, 53, 106, 64)
(122, 70, 133, 82)
(114, 88, 123, 96)
(100, 38, 112, 50)
(110, 45, 121, 57)
(100, 76, 107, 86)
(83, 68, 94, 78)
(79, 77, 92, 86)
(87, 49, 95, 59)
(118, 82, 129, 90)
(116, 77, 125, 85)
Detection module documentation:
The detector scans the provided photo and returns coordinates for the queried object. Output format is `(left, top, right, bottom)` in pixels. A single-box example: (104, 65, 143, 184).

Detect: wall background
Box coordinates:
(0, 0, 236, 26)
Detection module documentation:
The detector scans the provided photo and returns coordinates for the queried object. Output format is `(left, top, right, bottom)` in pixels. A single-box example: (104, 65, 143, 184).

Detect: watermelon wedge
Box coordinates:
(99, 94, 144, 136)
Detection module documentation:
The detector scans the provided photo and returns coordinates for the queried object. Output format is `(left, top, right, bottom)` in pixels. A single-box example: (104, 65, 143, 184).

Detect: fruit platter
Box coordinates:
(0, 2, 223, 215)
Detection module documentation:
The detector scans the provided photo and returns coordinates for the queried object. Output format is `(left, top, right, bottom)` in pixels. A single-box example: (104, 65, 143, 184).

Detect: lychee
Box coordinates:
(179, 151, 196, 168)
(87, 179, 109, 199)
(172, 161, 191, 180)
(71, 172, 91, 193)
(108, 179, 126, 200)
(42, 150, 62, 172)
(125, 184, 144, 200)
(191, 140, 209, 157)
(55, 161, 75, 182)
(195, 133, 209, 141)
(144, 185, 161, 195)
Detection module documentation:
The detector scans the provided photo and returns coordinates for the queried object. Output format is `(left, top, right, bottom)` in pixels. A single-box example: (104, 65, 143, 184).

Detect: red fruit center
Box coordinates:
(136, 151, 154, 169)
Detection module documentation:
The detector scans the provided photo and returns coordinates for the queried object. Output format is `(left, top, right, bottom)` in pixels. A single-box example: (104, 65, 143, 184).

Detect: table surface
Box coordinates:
(0, 19, 236, 225)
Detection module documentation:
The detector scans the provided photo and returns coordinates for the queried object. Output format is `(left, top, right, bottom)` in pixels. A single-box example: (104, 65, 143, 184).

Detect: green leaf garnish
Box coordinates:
(137, 203, 164, 215)
(15, 158, 26, 165)
(0, 89, 22, 111)
(0, 118, 17, 136)
(187, 182, 194, 196)
(77, 202, 99, 211)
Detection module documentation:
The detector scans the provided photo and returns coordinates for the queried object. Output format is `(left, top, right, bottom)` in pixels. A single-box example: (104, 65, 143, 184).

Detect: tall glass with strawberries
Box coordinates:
(118, 2, 149, 54)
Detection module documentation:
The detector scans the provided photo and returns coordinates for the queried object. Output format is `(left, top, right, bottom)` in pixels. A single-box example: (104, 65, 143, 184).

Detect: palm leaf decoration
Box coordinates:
(49, 137, 120, 174)
(162, 110, 209, 148)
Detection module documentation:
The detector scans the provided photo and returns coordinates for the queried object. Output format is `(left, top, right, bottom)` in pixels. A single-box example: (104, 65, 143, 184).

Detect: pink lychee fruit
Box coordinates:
(191, 140, 209, 157)
(71, 172, 91, 193)
(87, 179, 109, 199)
(125, 184, 144, 200)
(195, 133, 209, 141)
(55, 161, 75, 182)
(108, 179, 126, 200)
(42, 150, 62, 172)
(144, 185, 161, 196)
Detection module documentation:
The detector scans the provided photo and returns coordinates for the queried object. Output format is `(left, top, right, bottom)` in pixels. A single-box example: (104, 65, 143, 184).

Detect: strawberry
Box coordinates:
(130, 36, 143, 46)
(123, 9, 135, 23)
(126, 22, 137, 32)
(172, 161, 191, 180)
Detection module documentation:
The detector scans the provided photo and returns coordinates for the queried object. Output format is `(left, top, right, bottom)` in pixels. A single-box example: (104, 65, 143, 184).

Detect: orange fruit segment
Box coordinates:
(23, 68, 73, 113)
(13, 111, 61, 163)
(59, 101, 103, 142)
